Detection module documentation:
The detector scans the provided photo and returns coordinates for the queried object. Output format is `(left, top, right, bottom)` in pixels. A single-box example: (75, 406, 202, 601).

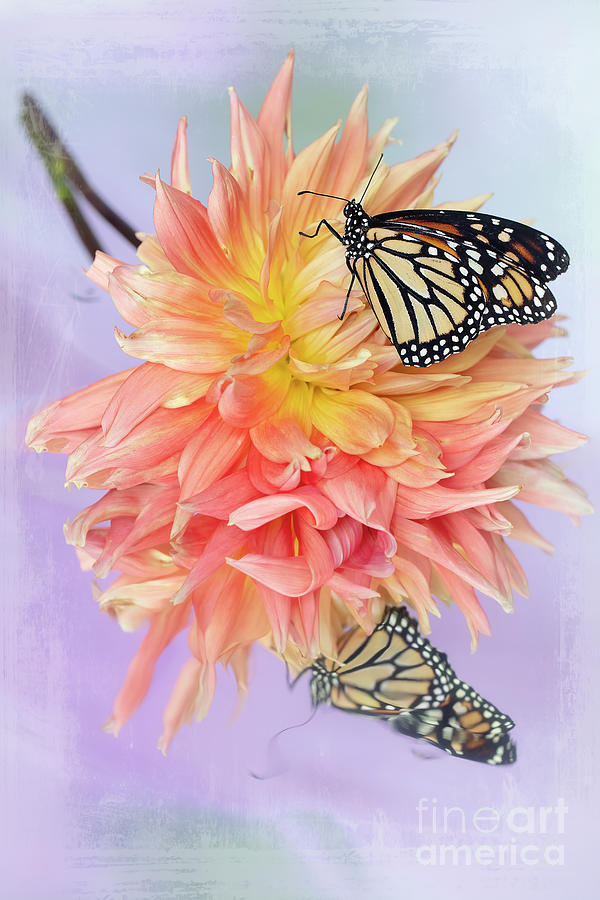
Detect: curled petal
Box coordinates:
(85, 251, 126, 291)
(311, 388, 394, 455)
(218, 363, 291, 428)
(230, 485, 338, 531)
(320, 461, 397, 557)
(182, 471, 261, 521)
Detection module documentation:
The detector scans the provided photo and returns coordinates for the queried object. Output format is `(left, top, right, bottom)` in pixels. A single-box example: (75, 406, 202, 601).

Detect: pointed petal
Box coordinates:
(103, 601, 190, 738)
(26, 369, 132, 454)
(115, 316, 245, 374)
(257, 49, 295, 199)
(102, 362, 208, 446)
(154, 171, 235, 283)
(170, 116, 192, 194)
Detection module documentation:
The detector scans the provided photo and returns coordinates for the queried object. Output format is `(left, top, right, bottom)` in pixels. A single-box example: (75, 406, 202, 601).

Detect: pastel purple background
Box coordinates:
(3, 1, 599, 896)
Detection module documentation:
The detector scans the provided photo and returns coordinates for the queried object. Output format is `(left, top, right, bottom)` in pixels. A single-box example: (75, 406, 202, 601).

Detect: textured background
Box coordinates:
(3, 1, 599, 896)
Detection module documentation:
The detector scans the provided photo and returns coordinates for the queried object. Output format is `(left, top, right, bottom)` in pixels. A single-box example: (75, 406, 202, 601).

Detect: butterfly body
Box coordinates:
(299, 188, 569, 367)
(310, 606, 516, 765)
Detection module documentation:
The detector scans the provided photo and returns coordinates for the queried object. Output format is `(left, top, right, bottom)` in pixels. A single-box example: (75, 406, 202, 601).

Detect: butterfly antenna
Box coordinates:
(297, 190, 349, 202)
(249, 706, 318, 780)
(359, 154, 384, 203)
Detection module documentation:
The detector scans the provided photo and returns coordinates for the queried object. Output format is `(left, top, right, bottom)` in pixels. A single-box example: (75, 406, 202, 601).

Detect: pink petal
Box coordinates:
(219, 290, 281, 335)
(437, 512, 513, 610)
(102, 362, 209, 446)
(295, 515, 336, 589)
(286, 288, 365, 344)
(228, 553, 313, 596)
(289, 590, 320, 657)
(157, 658, 207, 754)
(497, 501, 554, 554)
(327, 572, 380, 617)
(207, 160, 265, 275)
(182, 471, 261, 521)
(135, 233, 176, 272)
(228, 87, 269, 241)
(503, 408, 587, 460)
(361, 371, 468, 396)
(229, 485, 338, 531)
(250, 415, 321, 466)
(115, 316, 245, 374)
(108, 265, 215, 328)
(385, 555, 439, 633)
(85, 251, 126, 291)
(65, 400, 212, 488)
(448, 431, 527, 489)
(392, 516, 506, 607)
(328, 84, 369, 200)
(363, 400, 416, 468)
(280, 122, 340, 240)
(174, 523, 247, 605)
(256, 49, 295, 200)
(103, 601, 191, 738)
(154, 171, 236, 283)
(384, 429, 450, 488)
(506, 316, 568, 349)
(470, 356, 575, 390)
(490, 460, 593, 518)
(256, 583, 293, 651)
(218, 364, 291, 428)
(433, 566, 490, 651)
(173, 411, 248, 537)
(320, 461, 397, 556)
(170, 116, 192, 194)
(26, 369, 132, 454)
(322, 516, 363, 568)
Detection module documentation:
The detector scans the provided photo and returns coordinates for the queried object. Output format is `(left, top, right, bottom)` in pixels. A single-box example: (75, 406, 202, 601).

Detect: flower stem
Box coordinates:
(20, 93, 139, 258)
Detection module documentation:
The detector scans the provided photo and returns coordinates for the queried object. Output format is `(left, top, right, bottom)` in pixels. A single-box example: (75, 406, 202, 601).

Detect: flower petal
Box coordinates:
(26, 369, 132, 454)
(311, 388, 394, 454)
(154, 170, 237, 284)
(170, 116, 192, 194)
(103, 601, 191, 738)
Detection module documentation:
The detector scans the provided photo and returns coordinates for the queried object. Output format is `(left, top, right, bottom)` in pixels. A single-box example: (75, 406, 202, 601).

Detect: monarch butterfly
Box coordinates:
(298, 157, 569, 367)
(310, 605, 516, 765)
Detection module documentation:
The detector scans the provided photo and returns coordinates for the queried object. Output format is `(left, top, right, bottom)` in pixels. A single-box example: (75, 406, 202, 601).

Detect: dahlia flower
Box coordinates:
(26, 51, 590, 752)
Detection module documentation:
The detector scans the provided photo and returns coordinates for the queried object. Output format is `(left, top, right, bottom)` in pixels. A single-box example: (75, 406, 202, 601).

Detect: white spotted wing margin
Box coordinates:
(344, 205, 569, 368)
(310, 605, 517, 765)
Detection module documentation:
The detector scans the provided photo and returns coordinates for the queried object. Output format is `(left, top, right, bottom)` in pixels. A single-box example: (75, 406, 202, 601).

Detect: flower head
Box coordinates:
(27, 52, 590, 751)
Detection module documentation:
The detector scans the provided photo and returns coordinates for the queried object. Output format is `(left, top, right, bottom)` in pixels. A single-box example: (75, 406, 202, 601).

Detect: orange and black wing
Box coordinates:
(351, 209, 568, 367)
(311, 606, 516, 765)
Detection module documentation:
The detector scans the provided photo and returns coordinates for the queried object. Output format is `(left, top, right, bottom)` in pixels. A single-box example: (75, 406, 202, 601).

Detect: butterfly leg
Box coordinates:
(338, 273, 356, 321)
(299, 219, 344, 241)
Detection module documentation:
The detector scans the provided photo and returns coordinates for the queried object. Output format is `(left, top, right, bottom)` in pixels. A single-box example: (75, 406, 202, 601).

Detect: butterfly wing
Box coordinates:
(311, 606, 516, 765)
(350, 209, 569, 367)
